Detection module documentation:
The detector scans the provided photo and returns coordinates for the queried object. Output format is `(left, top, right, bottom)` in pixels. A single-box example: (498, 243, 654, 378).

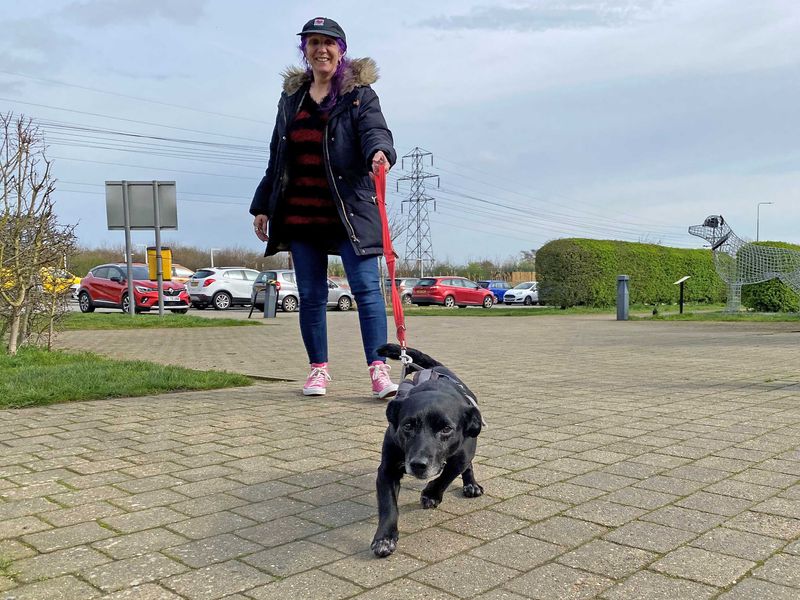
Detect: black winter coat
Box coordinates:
(250, 58, 396, 257)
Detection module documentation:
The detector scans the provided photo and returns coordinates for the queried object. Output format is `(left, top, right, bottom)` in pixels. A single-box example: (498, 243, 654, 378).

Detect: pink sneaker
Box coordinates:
(303, 363, 331, 396)
(369, 361, 398, 399)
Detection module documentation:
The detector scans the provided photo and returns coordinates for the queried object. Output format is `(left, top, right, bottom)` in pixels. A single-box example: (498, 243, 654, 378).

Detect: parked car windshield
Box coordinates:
(513, 282, 535, 290)
(130, 266, 150, 280)
(192, 270, 215, 279)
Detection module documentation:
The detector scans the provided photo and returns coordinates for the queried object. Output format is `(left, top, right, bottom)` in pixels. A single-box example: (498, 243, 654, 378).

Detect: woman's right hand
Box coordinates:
(253, 214, 269, 242)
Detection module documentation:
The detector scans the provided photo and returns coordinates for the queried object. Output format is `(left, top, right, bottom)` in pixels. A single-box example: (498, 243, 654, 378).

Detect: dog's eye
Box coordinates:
(440, 426, 454, 436)
(402, 423, 414, 432)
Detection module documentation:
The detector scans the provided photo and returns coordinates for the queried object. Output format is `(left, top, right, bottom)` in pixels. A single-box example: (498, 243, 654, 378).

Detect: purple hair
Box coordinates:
(299, 36, 349, 110)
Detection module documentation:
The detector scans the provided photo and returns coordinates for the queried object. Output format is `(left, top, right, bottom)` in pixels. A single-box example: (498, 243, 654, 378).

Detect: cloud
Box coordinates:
(416, 0, 672, 32)
(62, 0, 208, 27)
(0, 18, 77, 78)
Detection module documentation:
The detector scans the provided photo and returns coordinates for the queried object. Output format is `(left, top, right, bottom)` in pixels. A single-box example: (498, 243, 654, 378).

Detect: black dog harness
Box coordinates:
(397, 365, 487, 427)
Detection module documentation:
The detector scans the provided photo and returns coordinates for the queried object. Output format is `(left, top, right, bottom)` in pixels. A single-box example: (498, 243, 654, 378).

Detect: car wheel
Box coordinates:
(494, 295, 499, 303)
(78, 291, 95, 313)
(402, 294, 412, 305)
(282, 295, 298, 312)
(444, 295, 455, 308)
(337, 295, 352, 311)
(524, 296, 533, 306)
(171, 309, 189, 314)
(212, 291, 232, 310)
(482, 295, 494, 309)
(121, 293, 131, 313)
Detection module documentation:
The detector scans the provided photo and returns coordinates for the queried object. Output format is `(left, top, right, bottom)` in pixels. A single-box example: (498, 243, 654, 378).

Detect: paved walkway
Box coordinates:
(2, 313, 800, 599)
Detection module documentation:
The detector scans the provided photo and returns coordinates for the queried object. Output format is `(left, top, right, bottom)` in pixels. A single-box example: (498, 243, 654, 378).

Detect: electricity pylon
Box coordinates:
(396, 147, 439, 277)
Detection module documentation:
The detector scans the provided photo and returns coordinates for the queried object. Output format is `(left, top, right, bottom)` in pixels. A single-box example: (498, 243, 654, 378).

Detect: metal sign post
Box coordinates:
(121, 180, 136, 316)
(106, 181, 177, 317)
(674, 276, 691, 314)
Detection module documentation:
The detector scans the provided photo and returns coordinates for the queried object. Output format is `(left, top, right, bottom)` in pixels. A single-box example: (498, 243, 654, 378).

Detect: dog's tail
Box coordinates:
(377, 343, 442, 369)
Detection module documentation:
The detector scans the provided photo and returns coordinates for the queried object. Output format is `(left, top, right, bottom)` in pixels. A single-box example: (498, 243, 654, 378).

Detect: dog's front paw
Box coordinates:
(463, 483, 484, 498)
(371, 536, 397, 558)
(420, 493, 442, 509)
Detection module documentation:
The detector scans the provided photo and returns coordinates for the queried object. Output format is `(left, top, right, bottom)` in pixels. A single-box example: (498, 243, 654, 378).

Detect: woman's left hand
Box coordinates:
(370, 151, 390, 178)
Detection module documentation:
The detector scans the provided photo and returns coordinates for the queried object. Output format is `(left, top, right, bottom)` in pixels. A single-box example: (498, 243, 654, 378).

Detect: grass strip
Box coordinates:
(393, 303, 728, 317)
(61, 312, 260, 330)
(634, 311, 800, 322)
(0, 347, 252, 409)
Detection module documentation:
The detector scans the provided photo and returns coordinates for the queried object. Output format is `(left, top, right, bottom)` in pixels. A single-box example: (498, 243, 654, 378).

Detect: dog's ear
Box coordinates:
(463, 406, 482, 438)
(386, 398, 403, 428)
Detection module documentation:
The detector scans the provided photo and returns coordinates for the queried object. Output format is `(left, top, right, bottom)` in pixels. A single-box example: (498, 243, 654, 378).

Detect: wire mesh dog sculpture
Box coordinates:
(689, 215, 800, 312)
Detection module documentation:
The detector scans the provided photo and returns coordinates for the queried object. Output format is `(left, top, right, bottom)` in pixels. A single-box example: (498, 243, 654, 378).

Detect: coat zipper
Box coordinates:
(323, 122, 359, 244)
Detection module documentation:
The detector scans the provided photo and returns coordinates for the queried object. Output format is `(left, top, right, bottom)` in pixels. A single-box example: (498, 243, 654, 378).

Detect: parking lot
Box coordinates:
(2, 314, 799, 598)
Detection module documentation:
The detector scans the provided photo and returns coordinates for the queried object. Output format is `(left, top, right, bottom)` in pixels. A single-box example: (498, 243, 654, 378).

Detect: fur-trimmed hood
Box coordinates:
(281, 57, 379, 96)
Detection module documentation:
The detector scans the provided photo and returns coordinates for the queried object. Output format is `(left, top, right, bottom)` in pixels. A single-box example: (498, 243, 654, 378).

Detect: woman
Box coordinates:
(250, 17, 398, 400)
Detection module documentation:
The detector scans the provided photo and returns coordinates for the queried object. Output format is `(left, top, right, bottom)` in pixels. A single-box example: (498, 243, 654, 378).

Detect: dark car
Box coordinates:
(411, 276, 494, 308)
(77, 263, 190, 314)
(478, 279, 512, 303)
(251, 270, 354, 312)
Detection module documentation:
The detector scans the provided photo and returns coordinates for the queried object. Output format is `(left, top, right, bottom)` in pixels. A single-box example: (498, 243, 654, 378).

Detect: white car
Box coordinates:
(187, 267, 260, 310)
(503, 281, 539, 305)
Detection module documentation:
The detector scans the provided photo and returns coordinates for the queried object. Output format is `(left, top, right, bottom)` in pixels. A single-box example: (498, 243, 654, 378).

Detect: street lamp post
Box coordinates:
(210, 248, 221, 268)
(756, 202, 774, 242)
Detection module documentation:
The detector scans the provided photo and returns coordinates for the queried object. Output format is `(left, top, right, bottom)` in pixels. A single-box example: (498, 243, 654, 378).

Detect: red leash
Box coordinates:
(374, 164, 408, 354)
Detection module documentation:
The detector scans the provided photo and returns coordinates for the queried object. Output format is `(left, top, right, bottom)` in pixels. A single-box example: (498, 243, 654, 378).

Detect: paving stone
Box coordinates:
(100, 583, 184, 599)
(651, 546, 755, 587)
(520, 515, 608, 548)
(242, 540, 345, 576)
(21, 521, 113, 552)
(567, 472, 638, 492)
(717, 577, 798, 600)
(163, 560, 273, 599)
(642, 505, 727, 533)
(558, 539, 656, 579)
(0, 539, 37, 561)
(92, 528, 187, 560)
(12, 545, 110, 583)
(321, 549, 426, 588)
(101, 507, 187, 534)
(753, 553, 800, 588)
(603, 487, 678, 510)
(676, 491, 755, 516)
(83, 552, 188, 592)
(725, 510, 800, 540)
(0, 574, 102, 599)
(0, 516, 51, 540)
(441, 509, 527, 540)
(299, 500, 376, 527)
(307, 521, 381, 555)
(165, 511, 257, 540)
(352, 577, 459, 599)
(469, 533, 562, 571)
(245, 570, 361, 600)
(533, 482, 605, 504)
(503, 562, 613, 599)
(399, 527, 484, 562)
(411, 554, 519, 597)
(690, 527, 784, 561)
(635, 475, 705, 496)
(752, 497, 800, 520)
(564, 500, 647, 527)
(703, 479, 778, 501)
(237, 516, 328, 547)
(491, 496, 567, 521)
(164, 533, 262, 568)
(600, 570, 717, 600)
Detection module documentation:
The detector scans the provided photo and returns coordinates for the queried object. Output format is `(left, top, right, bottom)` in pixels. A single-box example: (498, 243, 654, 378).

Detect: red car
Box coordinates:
(77, 263, 191, 314)
(411, 276, 494, 308)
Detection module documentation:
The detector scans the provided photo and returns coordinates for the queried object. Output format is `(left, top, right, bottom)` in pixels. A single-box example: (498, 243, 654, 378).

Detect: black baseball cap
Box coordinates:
(297, 17, 346, 43)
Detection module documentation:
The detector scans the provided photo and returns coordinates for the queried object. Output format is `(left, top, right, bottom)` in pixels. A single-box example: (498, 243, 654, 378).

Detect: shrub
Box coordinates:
(740, 241, 800, 312)
(536, 239, 725, 308)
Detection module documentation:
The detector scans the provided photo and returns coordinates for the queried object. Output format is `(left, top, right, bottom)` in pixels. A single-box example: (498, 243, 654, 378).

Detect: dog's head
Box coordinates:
(386, 379, 482, 480)
(689, 215, 729, 245)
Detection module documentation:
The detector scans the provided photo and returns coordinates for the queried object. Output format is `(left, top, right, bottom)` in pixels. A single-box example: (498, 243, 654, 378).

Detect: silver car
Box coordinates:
(251, 270, 353, 312)
(503, 281, 539, 305)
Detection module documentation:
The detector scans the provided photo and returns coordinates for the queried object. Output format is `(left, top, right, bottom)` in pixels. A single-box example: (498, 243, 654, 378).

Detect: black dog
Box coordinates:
(371, 343, 484, 558)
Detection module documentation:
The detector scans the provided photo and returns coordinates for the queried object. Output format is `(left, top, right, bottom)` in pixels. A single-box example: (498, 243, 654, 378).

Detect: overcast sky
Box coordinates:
(2, 0, 798, 265)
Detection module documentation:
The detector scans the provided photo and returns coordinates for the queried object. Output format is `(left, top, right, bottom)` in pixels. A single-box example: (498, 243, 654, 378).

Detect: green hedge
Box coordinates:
(536, 239, 726, 308)
(741, 241, 800, 312)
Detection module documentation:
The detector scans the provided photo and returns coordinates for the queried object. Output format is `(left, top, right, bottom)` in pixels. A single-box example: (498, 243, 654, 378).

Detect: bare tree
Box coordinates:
(0, 113, 76, 354)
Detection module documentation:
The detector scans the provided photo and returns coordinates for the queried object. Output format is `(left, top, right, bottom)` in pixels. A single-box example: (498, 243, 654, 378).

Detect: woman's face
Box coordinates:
(303, 34, 341, 78)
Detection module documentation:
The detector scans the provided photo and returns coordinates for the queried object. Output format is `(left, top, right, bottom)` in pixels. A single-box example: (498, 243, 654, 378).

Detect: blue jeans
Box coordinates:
(290, 239, 388, 365)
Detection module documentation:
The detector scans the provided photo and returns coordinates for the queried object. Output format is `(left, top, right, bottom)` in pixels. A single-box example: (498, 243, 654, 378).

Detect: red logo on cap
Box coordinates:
(314, 18, 325, 26)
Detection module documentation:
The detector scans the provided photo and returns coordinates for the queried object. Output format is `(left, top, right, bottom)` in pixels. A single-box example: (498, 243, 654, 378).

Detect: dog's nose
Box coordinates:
(409, 459, 428, 476)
